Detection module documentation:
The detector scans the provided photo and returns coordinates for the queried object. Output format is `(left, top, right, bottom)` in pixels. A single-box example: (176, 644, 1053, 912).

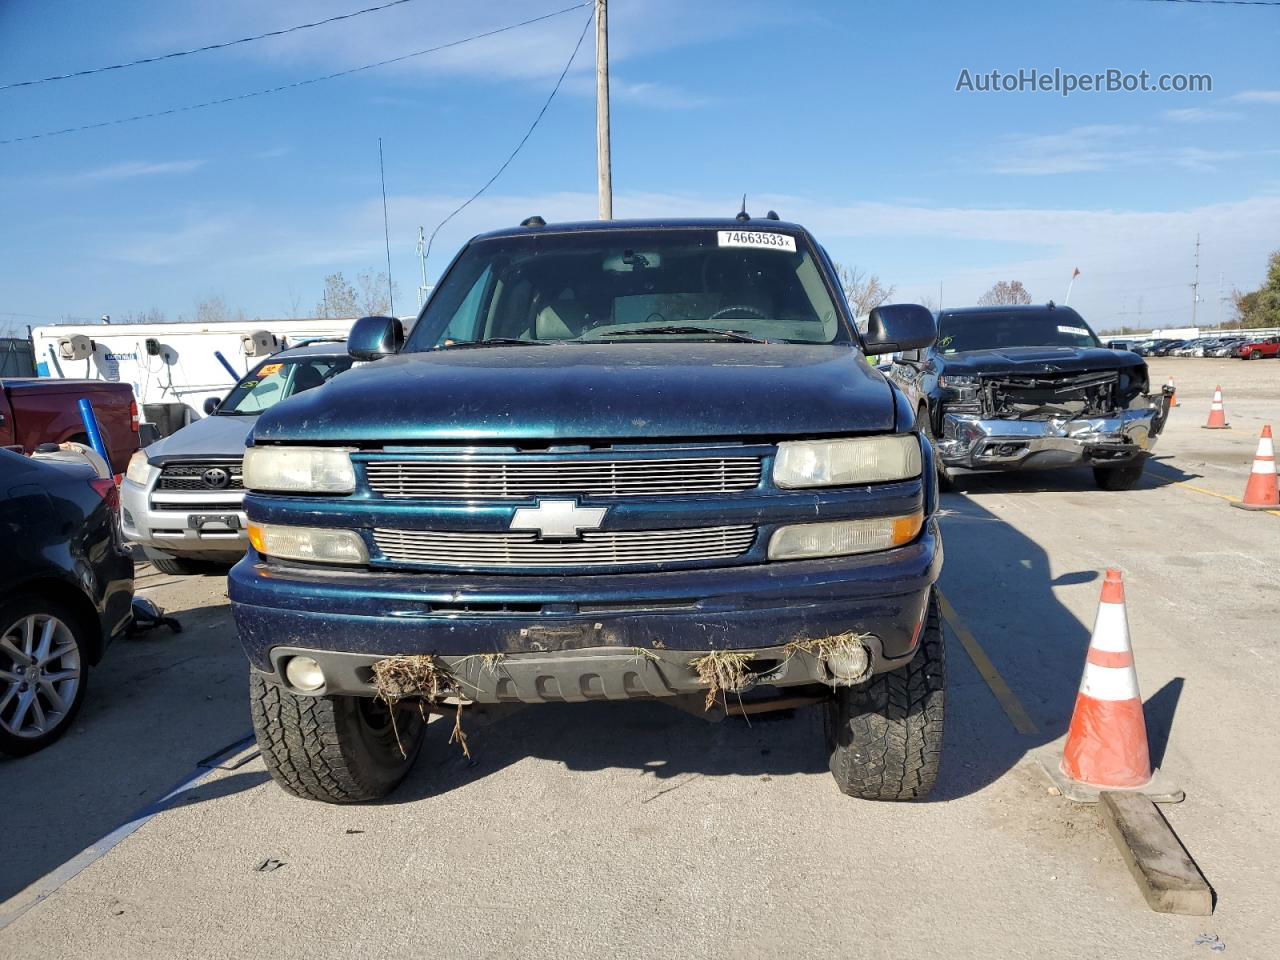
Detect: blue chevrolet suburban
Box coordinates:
(230, 217, 944, 803)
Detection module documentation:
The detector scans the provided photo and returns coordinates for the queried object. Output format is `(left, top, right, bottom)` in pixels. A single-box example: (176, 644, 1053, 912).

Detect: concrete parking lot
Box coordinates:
(2, 357, 1277, 959)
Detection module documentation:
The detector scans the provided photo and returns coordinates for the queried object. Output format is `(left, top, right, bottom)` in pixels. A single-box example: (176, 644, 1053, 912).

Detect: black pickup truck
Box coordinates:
(890, 304, 1171, 490)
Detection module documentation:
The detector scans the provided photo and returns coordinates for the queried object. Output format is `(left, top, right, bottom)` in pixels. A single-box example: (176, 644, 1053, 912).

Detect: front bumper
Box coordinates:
(120, 477, 248, 557)
(936, 392, 1170, 471)
(230, 520, 942, 700)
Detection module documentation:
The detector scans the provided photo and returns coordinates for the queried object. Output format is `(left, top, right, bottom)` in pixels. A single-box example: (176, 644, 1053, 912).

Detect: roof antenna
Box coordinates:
(736, 194, 750, 222)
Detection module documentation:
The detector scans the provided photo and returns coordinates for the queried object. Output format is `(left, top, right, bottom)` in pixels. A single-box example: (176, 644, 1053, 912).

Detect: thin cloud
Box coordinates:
(1229, 90, 1280, 104)
(65, 159, 206, 183)
(1163, 106, 1241, 124)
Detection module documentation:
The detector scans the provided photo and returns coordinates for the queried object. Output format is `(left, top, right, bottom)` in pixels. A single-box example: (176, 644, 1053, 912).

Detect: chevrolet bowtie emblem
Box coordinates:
(509, 500, 607, 539)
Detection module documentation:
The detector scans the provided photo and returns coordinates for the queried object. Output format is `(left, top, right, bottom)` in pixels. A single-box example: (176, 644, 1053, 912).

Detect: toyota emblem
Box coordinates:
(202, 467, 230, 489)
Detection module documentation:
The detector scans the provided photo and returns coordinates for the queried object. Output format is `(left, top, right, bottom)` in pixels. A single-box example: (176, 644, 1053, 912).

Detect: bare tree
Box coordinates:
(916, 295, 938, 313)
(357, 270, 400, 317)
(316, 273, 360, 319)
(977, 281, 1033, 306)
(834, 263, 895, 317)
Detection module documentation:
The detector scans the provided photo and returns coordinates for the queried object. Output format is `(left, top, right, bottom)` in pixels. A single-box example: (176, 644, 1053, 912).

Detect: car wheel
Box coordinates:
(1250, 350, 1262, 360)
(0, 598, 90, 757)
(824, 591, 945, 801)
(1093, 457, 1147, 491)
(250, 671, 426, 803)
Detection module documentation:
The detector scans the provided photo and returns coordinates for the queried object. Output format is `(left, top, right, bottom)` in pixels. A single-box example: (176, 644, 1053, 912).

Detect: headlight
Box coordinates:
(243, 446, 355, 493)
(125, 450, 152, 485)
(938, 374, 978, 387)
(773, 436, 921, 488)
(247, 522, 368, 565)
(768, 512, 923, 561)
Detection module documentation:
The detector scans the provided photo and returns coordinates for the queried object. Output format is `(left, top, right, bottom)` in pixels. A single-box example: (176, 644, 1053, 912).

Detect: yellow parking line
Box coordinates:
(1175, 481, 1280, 517)
(937, 590, 1040, 735)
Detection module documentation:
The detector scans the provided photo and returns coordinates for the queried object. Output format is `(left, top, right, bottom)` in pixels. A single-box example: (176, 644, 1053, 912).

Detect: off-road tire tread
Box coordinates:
(250, 672, 411, 803)
(826, 594, 945, 801)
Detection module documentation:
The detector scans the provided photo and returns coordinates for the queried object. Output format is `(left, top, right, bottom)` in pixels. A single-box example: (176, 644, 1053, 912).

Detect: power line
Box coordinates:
(0, 3, 590, 146)
(423, 8, 594, 269)
(1, 0, 421, 92)
(1137, 0, 1280, 6)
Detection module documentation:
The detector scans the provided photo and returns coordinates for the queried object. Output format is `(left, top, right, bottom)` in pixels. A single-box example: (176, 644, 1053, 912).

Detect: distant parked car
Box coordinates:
(1237, 336, 1280, 360)
(121, 340, 354, 574)
(0, 447, 134, 756)
(1208, 339, 1245, 357)
(1153, 340, 1186, 356)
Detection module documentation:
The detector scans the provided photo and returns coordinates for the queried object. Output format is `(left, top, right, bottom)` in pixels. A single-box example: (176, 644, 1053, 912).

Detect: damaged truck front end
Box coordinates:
(936, 366, 1171, 471)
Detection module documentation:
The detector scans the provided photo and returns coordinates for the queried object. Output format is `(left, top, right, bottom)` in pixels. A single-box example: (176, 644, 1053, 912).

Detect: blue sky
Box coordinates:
(2, 0, 1278, 336)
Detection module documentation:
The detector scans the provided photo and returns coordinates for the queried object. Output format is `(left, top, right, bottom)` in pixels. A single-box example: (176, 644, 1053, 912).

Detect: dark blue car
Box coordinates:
(230, 217, 943, 803)
(0, 448, 134, 756)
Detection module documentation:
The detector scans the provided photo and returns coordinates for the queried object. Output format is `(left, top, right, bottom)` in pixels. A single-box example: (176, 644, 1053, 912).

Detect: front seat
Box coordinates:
(290, 365, 327, 396)
(534, 297, 592, 340)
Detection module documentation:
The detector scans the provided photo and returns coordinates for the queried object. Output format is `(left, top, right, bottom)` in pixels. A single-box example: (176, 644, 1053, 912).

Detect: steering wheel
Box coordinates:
(708, 304, 768, 322)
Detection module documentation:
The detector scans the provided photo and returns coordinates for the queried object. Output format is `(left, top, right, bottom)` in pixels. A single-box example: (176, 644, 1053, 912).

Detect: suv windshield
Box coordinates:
(936, 309, 1100, 354)
(218, 355, 353, 414)
(404, 228, 849, 350)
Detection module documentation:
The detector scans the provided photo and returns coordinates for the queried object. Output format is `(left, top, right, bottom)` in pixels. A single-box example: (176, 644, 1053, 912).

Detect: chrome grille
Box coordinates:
(372, 525, 756, 569)
(364, 456, 761, 500)
(157, 462, 244, 491)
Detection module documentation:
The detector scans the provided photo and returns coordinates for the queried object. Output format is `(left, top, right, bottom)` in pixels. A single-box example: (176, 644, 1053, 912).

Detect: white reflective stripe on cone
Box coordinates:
(1254, 459, 1277, 475)
(1256, 436, 1274, 458)
(1089, 603, 1131, 653)
(1080, 662, 1141, 701)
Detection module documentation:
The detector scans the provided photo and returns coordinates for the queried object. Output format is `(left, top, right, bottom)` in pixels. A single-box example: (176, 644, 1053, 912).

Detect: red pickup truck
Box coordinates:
(0, 379, 139, 474)
(1237, 336, 1280, 360)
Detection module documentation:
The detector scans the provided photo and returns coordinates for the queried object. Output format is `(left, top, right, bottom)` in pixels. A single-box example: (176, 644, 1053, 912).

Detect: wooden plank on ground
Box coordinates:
(1099, 791, 1214, 916)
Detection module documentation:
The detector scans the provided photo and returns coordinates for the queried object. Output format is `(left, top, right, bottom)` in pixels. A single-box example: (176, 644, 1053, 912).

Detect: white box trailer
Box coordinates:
(30, 319, 357, 436)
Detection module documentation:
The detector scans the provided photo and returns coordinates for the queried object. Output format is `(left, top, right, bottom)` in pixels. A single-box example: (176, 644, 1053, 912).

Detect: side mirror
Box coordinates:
(348, 315, 404, 361)
(203, 396, 220, 415)
(864, 304, 936, 354)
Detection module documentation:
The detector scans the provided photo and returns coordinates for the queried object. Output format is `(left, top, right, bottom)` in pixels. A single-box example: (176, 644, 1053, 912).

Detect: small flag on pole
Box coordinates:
(1072, 267, 1081, 279)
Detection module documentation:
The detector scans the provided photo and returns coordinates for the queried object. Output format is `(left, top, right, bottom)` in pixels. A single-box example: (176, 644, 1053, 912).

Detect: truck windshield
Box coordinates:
(404, 228, 850, 349)
(936, 309, 1100, 354)
(218, 356, 353, 414)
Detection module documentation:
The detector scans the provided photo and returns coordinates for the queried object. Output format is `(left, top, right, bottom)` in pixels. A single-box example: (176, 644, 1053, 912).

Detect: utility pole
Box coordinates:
(1190, 233, 1201, 327)
(595, 0, 612, 220)
(417, 226, 431, 308)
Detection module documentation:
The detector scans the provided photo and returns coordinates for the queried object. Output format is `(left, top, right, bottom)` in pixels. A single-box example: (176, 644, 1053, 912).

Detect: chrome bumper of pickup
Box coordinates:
(936, 392, 1170, 470)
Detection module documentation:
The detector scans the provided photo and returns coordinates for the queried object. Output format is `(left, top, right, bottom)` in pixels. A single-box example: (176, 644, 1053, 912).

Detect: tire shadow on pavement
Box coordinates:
(387, 697, 830, 804)
(927, 492, 1096, 801)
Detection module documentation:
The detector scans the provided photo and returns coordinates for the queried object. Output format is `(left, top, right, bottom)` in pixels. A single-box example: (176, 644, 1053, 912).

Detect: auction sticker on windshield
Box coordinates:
(717, 230, 797, 252)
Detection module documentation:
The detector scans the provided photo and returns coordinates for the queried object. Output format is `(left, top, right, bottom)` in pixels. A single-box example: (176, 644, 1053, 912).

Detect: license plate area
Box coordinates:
(190, 513, 241, 533)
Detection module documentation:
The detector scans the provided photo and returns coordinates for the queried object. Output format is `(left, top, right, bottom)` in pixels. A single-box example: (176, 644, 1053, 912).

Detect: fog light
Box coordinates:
(826, 643, 871, 682)
(285, 655, 325, 692)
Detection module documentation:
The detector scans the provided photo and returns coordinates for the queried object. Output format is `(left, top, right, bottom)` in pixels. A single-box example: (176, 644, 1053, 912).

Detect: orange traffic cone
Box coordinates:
(1060, 570, 1153, 790)
(1231, 425, 1279, 511)
(1038, 569, 1183, 802)
(1201, 385, 1229, 429)
(1165, 377, 1179, 407)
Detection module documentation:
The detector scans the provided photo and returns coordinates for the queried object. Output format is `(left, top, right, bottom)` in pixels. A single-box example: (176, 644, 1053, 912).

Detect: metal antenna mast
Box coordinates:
(379, 137, 395, 316)
(417, 226, 431, 308)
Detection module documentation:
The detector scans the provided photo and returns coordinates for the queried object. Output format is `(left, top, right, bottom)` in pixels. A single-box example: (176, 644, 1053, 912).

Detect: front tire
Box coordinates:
(148, 555, 205, 576)
(1093, 457, 1146, 491)
(824, 592, 945, 801)
(250, 671, 426, 803)
(0, 598, 90, 757)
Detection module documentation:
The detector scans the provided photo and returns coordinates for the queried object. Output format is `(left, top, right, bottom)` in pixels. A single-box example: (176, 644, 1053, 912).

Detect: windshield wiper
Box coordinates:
(598, 325, 769, 344)
(435, 338, 549, 350)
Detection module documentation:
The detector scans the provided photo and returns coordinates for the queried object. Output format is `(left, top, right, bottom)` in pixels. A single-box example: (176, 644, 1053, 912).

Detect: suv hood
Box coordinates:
(146, 411, 258, 461)
(940, 346, 1144, 376)
(251, 343, 895, 444)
